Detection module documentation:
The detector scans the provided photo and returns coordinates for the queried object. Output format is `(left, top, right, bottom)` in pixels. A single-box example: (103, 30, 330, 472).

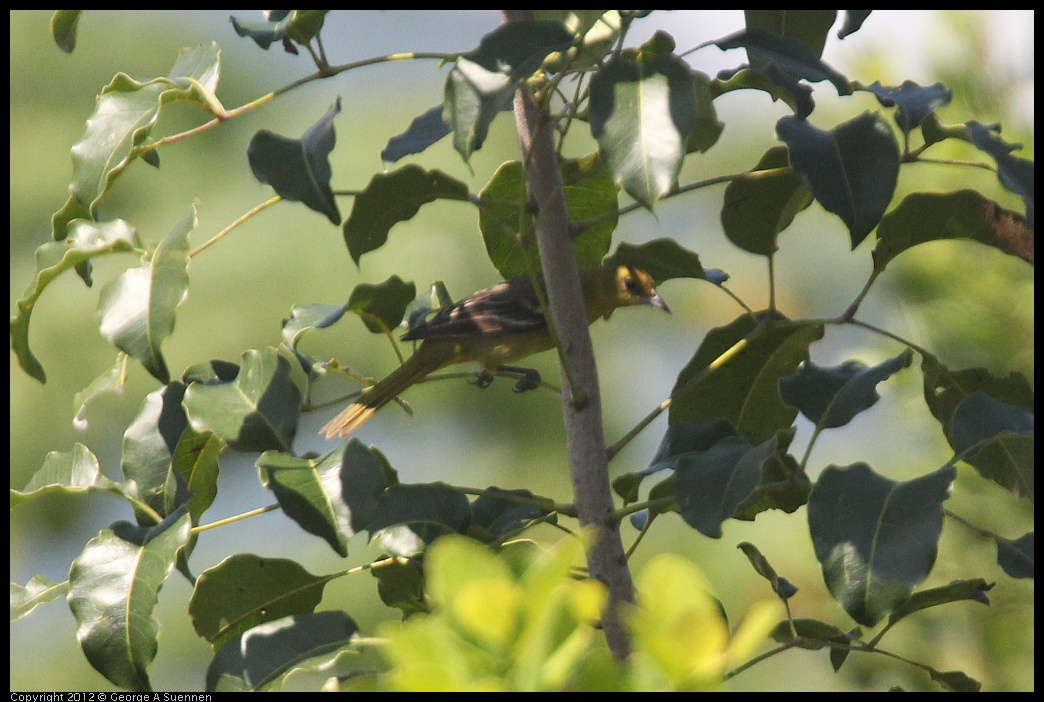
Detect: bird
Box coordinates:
(319, 263, 669, 439)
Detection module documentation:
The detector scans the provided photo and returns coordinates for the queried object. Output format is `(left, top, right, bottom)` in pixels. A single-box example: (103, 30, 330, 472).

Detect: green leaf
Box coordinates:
(121, 382, 189, 517)
(170, 426, 224, 524)
(256, 450, 353, 557)
(776, 111, 899, 248)
(206, 611, 358, 692)
(669, 312, 824, 443)
(343, 165, 468, 265)
(248, 98, 342, 225)
(348, 276, 417, 334)
(183, 348, 301, 453)
(837, 11, 873, 39)
(712, 65, 814, 118)
(721, 145, 813, 256)
(190, 554, 335, 650)
(920, 356, 1034, 498)
(779, 350, 913, 429)
(769, 618, 847, 649)
(589, 45, 696, 209)
(11, 219, 142, 383)
(807, 463, 956, 627)
(930, 669, 982, 693)
(951, 392, 1034, 500)
(997, 533, 1034, 579)
(744, 10, 838, 58)
(230, 10, 330, 50)
(68, 509, 192, 692)
(444, 22, 573, 161)
(470, 487, 555, 543)
(873, 190, 1033, 270)
(371, 556, 428, 616)
(479, 155, 617, 279)
(861, 80, 952, 136)
(73, 353, 130, 429)
(708, 27, 851, 94)
(11, 443, 125, 509)
(369, 483, 472, 557)
(673, 434, 780, 538)
(11, 575, 70, 622)
(97, 206, 195, 384)
(885, 579, 993, 628)
(737, 542, 799, 600)
(62, 44, 223, 230)
(966, 122, 1034, 226)
(381, 105, 452, 165)
(51, 10, 82, 53)
(603, 238, 706, 286)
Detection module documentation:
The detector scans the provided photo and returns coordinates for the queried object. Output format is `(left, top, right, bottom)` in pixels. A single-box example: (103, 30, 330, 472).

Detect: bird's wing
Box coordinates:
(402, 277, 549, 341)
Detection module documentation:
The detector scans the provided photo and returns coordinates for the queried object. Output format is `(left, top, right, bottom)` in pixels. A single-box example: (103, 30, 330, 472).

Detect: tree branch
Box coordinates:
(502, 9, 634, 659)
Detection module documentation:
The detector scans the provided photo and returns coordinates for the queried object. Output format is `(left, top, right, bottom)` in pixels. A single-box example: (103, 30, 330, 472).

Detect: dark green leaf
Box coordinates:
(230, 11, 329, 50)
(708, 27, 851, 95)
(51, 10, 82, 53)
(769, 618, 846, 650)
(603, 238, 706, 286)
(780, 350, 913, 429)
(68, 510, 192, 692)
(248, 99, 342, 225)
(339, 439, 397, 533)
(11, 443, 125, 509)
(466, 20, 574, 77)
(11, 575, 70, 622)
(931, 669, 982, 693)
(997, 532, 1033, 579)
(97, 207, 195, 384)
(121, 382, 189, 518)
(873, 190, 1033, 269)
(669, 312, 823, 442)
(369, 483, 472, 557)
(12, 219, 142, 383)
(712, 65, 815, 118)
(371, 556, 428, 616)
(967, 122, 1034, 227)
(921, 357, 1034, 499)
(470, 487, 555, 543)
(738, 541, 798, 600)
(183, 348, 301, 453)
(590, 47, 696, 209)
(721, 145, 813, 256)
(479, 155, 617, 279)
(776, 111, 899, 248)
(687, 70, 725, 153)
(257, 450, 354, 557)
(862, 81, 952, 136)
(170, 427, 224, 525)
(744, 10, 838, 58)
(381, 105, 451, 165)
(344, 165, 468, 265)
(190, 555, 334, 650)
(837, 11, 873, 39)
(886, 579, 993, 628)
(735, 440, 811, 519)
(808, 463, 956, 626)
(348, 276, 417, 335)
(206, 611, 358, 692)
(673, 434, 778, 538)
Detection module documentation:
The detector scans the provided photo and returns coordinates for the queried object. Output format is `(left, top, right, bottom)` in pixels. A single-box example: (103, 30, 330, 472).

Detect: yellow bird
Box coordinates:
(320, 263, 669, 439)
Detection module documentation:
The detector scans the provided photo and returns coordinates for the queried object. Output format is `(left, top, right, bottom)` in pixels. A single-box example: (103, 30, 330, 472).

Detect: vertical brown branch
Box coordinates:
(502, 10, 634, 659)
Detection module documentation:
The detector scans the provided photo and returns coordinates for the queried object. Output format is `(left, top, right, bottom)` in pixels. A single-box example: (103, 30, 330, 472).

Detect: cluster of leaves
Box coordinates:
(10, 10, 1033, 693)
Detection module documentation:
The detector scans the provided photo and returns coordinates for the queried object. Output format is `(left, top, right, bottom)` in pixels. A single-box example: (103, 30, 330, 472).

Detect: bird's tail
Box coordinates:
(320, 344, 450, 439)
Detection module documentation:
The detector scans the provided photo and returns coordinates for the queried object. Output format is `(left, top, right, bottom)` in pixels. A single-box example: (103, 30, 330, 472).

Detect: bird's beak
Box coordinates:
(647, 290, 670, 314)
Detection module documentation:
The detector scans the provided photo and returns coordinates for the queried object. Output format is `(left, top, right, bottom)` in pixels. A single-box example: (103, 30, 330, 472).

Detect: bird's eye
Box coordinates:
(624, 276, 641, 295)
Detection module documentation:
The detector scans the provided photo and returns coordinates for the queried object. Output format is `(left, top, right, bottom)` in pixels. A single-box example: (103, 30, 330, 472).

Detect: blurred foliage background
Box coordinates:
(10, 10, 1033, 692)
